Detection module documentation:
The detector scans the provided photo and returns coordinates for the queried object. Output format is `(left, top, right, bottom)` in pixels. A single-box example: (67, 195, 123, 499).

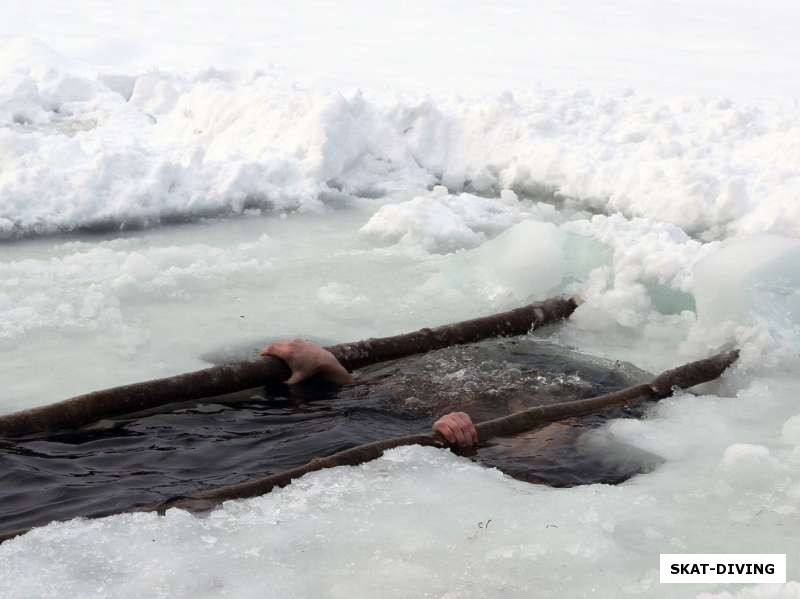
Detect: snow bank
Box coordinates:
(0, 39, 431, 237)
(3, 38, 800, 240)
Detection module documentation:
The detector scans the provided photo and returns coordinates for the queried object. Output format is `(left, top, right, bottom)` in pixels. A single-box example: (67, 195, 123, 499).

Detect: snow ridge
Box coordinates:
(2, 38, 800, 240)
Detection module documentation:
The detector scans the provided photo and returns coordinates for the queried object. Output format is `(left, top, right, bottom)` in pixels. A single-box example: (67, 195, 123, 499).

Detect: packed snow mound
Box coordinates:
(360, 187, 562, 253)
(3, 39, 800, 239)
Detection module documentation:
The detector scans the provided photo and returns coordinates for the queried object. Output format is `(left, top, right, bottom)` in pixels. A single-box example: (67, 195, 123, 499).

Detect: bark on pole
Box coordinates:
(144, 349, 739, 514)
(473, 349, 739, 439)
(0, 348, 739, 544)
(0, 296, 577, 436)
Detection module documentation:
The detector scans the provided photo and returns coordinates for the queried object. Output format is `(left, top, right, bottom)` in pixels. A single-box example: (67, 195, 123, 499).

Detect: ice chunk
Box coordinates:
(693, 235, 800, 329)
(782, 415, 800, 446)
(719, 443, 778, 486)
(359, 191, 528, 253)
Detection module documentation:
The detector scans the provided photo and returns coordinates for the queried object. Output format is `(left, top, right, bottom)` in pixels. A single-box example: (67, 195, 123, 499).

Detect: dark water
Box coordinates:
(0, 338, 661, 537)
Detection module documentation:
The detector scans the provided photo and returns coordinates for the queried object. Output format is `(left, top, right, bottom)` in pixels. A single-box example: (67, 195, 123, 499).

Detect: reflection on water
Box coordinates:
(0, 337, 659, 536)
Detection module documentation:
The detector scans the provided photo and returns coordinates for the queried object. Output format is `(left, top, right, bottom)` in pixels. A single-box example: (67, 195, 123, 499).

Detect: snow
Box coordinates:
(2, 1, 800, 597)
(3, 37, 800, 240)
(360, 187, 530, 253)
(4, 1, 800, 100)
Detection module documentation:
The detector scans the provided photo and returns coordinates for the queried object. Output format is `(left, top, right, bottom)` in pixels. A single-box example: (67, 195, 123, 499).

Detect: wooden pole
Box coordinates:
(143, 350, 739, 513)
(0, 349, 738, 544)
(0, 296, 577, 436)
(474, 349, 740, 439)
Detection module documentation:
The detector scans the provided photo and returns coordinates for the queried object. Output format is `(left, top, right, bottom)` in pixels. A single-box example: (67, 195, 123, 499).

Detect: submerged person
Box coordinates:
(0, 333, 655, 537)
(260, 338, 640, 449)
(263, 338, 479, 446)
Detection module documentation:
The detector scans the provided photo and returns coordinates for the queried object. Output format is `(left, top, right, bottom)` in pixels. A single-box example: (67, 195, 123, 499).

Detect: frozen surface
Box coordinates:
(4, 0, 800, 100)
(2, 1, 800, 597)
(0, 198, 603, 411)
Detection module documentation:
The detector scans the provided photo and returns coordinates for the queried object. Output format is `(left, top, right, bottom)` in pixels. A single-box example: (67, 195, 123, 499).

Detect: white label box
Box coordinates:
(660, 554, 786, 583)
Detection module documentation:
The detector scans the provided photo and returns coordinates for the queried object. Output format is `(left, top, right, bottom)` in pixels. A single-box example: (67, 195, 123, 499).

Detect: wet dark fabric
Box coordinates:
(0, 337, 658, 537)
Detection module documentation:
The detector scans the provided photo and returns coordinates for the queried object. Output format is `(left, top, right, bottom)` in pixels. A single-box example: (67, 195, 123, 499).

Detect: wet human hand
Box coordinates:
(260, 339, 354, 385)
(433, 412, 479, 447)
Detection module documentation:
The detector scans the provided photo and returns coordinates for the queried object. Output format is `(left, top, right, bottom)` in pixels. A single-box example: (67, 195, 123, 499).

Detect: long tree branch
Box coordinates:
(145, 350, 739, 512)
(0, 296, 577, 436)
(0, 349, 739, 544)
